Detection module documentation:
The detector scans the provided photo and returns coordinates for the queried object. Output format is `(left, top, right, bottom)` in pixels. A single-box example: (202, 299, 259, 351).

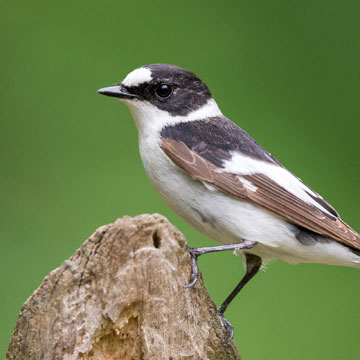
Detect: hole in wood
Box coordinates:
(152, 229, 161, 248)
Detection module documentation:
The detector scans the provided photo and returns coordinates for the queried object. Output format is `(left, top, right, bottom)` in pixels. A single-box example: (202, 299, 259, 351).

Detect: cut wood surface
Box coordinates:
(7, 214, 242, 360)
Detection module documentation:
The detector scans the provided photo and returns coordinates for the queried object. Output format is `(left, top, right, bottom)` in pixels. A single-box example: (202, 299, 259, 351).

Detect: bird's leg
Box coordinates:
(217, 253, 262, 343)
(184, 240, 257, 288)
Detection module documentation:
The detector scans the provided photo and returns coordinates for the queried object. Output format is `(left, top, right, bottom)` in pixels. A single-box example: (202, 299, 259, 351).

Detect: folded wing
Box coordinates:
(161, 138, 360, 250)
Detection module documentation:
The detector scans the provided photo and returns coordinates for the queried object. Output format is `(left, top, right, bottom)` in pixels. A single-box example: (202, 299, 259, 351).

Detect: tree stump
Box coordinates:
(7, 214, 241, 360)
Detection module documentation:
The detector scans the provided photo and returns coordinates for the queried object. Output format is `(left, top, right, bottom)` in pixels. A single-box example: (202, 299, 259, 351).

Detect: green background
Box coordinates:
(1, 1, 360, 358)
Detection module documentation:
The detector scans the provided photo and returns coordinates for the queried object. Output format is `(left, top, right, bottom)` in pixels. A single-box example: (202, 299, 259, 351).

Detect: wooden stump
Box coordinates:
(7, 214, 241, 360)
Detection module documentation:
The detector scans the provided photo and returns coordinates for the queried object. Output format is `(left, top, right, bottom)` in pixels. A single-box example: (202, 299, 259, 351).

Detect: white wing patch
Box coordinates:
(239, 177, 257, 192)
(122, 67, 152, 87)
(223, 152, 333, 216)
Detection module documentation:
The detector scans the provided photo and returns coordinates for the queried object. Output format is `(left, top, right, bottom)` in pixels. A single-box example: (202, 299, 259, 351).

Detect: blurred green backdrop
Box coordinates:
(1, 1, 360, 359)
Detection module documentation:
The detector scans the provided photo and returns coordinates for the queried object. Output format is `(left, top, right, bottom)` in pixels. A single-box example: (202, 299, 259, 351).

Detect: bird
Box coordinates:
(97, 63, 360, 342)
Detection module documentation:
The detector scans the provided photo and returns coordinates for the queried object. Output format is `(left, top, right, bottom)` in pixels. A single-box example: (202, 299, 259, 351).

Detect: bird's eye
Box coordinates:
(155, 84, 172, 98)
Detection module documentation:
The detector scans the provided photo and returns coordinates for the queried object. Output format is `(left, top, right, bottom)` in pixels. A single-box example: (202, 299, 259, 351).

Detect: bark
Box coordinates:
(7, 214, 241, 360)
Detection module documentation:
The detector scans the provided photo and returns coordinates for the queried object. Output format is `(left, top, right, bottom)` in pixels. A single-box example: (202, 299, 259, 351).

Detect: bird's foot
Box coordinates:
(183, 247, 201, 288)
(217, 308, 234, 344)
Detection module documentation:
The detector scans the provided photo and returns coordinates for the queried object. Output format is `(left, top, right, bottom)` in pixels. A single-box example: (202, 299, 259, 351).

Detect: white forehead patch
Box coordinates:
(122, 67, 152, 87)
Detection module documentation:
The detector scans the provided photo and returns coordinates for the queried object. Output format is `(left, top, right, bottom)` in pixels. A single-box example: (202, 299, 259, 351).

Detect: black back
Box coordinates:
(161, 116, 282, 167)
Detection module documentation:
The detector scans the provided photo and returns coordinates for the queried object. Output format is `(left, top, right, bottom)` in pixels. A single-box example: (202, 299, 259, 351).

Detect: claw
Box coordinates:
(183, 248, 200, 288)
(218, 310, 234, 344)
(183, 276, 198, 289)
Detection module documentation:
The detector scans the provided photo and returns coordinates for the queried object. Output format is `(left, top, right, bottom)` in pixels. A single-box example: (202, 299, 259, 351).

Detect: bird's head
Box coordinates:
(97, 64, 222, 134)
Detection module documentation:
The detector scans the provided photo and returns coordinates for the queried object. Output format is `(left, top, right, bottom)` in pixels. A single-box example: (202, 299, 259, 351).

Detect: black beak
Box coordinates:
(97, 84, 137, 99)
